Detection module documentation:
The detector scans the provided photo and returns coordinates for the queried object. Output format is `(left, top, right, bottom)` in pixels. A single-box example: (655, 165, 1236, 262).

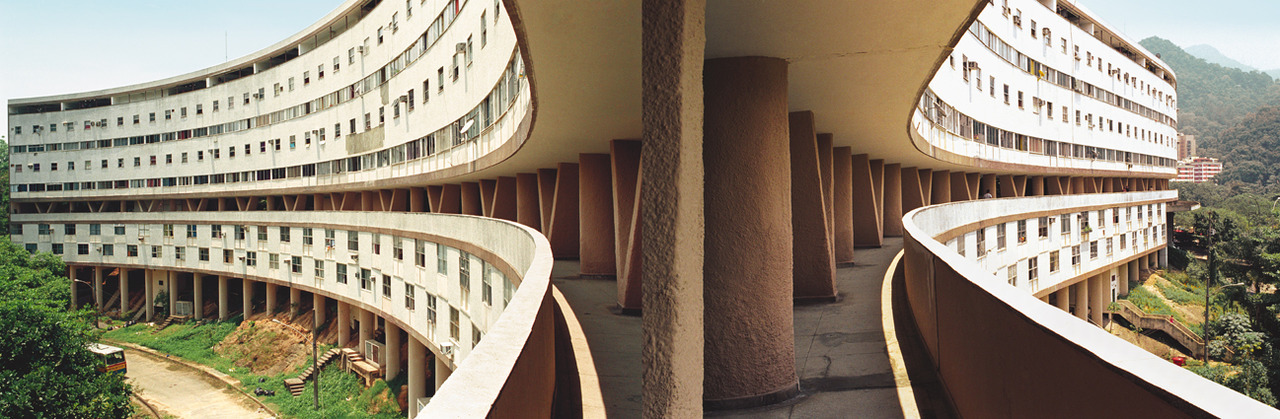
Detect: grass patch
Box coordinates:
(1126, 287, 1202, 338)
(262, 368, 401, 419)
(1157, 281, 1204, 307)
(104, 320, 240, 371)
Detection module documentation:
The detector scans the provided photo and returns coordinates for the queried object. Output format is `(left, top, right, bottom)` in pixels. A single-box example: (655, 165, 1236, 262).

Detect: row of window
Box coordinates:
(12, 53, 525, 195)
(917, 89, 1176, 168)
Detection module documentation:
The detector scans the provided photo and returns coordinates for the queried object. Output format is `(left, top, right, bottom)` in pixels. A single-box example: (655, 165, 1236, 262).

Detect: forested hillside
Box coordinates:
(1139, 37, 1280, 160)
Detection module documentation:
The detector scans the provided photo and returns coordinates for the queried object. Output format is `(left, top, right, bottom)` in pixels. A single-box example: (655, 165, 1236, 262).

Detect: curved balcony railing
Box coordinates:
(900, 191, 1276, 417)
(13, 210, 573, 417)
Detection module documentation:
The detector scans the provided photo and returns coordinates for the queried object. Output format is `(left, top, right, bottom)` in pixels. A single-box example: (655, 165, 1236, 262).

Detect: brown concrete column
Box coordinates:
(1073, 280, 1089, 322)
(479, 179, 497, 216)
(817, 133, 834, 242)
(167, 271, 176, 318)
(410, 187, 427, 212)
(408, 338, 427, 417)
(516, 173, 541, 230)
(460, 182, 482, 216)
(703, 56, 798, 409)
(193, 274, 204, 320)
(980, 174, 996, 199)
(1089, 275, 1105, 326)
(265, 283, 278, 314)
(93, 267, 103, 310)
(1118, 263, 1130, 297)
(902, 167, 930, 214)
(313, 293, 326, 325)
(612, 139, 644, 312)
(386, 321, 402, 381)
(549, 163, 580, 258)
(950, 172, 973, 201)
(1030, 176, 1044, 196)
(789, 111, 836, 302)
(998, 174, 1018, 198)
(1055, 287, 1071, 313)
(493, 176, 518, 221)
(883, 163, 903, 237)
(930, 170, 951, 205)
(120, 269, 130, 316)
(337, 301, 351, 347)
(218, 276, 229, 320)
(854, 154, 885, 247)
(643, 0, 706, 414)
(358, 308, 373, 356)
(579, 154, 617, 277)
(145, 270, 154, 321)
(289, 286, 301, 318)
(833, 147, 855, 264)
(242, 278, 253, 319)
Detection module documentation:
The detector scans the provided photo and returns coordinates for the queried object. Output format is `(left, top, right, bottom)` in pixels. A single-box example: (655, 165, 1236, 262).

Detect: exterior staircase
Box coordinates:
(285, 348, 344, 396)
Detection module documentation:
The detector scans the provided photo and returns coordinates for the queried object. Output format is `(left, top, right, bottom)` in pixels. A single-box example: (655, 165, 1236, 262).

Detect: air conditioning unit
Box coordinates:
(252, 93, 263, 99)
(351, 254, 359, 261)
(455, 42, 467, 54)
(357, 46, 365, 54)
(439, 343, 455, 360)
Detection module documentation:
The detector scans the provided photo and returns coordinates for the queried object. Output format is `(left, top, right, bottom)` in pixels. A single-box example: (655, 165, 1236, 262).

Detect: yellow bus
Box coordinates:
(88, 343, 127, 375)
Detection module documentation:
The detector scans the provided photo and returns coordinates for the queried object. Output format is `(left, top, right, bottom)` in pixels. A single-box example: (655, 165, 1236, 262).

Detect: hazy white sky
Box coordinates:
(1, 0, 1275, 136)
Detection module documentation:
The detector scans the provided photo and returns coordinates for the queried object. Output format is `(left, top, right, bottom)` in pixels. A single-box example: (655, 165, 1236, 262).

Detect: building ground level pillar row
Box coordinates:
(408, 338, 427, 417)
(1073, 280, 1089, 322)
(145, 270, 155, 321)
(120, 269, 130, 316)
(193, 274, 204, 320)
(93, 267, 103, 310)
(69, 266, 79, 310)
(313, 293, 326, 326)
(789, 110, 837, 302)
(832, 148, 855, 263)
(265, 283, 278, 315)
(242, 278, 254, 319)
(1055, 286, 1071, 313)
(337, 301, 351, 348)
(702, 56, 798, 409)
(1089, 274, 1105, 326)
(358, 308, 374, 357)
(385, 321, 402, 381)
(882, 163, 904, 237)
(217, 276, 229, 320)
(578, 153, 616, 277)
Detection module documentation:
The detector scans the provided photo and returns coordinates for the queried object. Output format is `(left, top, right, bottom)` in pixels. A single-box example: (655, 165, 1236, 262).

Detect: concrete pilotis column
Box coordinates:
(265, 283, 278, 315)
(408, 338, 426, 417)
(1030, 176, 1045, 196)
(313, 293, 326, 325)
(359, 308, 373, 356)
(120, 269, 130, 315)
(789, 111, 837, 302)
(642, 0, 706, 414)
(1128, 259, 1139, 294)
(385, 321, 402, 381)
(1055, 287, 1070, 313)
(703, 56, 798, 408)
(167, 271, 176, 317)
(817, 134, 834, 243)
(69, 266, 78, 309)
(930, 170, 951, 205)
(193, 274, 204, 320)
(434, 356, 452, 391)
(980, 174, 996, 199)
(93, 267, 103, 310)
(290, 287, 301, 318)
(833, 147, 854, 264)
(612, 139, 643, 311)
(337, 301, 351, 347)
(1073, 280, 1089, 321)
(853, 154, 885, 247)
(242, 278, 254, 319)
(1118, 263, 1130, 297)
(579, 154, 616, 277)
(882, 163, 903, 237)
(460, 182, 482, 215)
(1089, 275, 1105, 326)
(145, 270, 155, 321)
(217, 276, 229, 320)
(546, 163, 581, 258)
(492, 176, 518, 221)
(515, 173, 541, 230)
(1159, 248, 1169, 268)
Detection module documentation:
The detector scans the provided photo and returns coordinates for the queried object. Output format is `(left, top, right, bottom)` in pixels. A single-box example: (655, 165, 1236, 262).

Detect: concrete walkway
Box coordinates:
(124, 348, 272, 419)
(553, 237, 946, 418)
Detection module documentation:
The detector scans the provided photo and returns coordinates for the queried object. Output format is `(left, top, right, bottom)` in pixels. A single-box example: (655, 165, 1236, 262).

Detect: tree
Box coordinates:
(0, 238, 133, 418)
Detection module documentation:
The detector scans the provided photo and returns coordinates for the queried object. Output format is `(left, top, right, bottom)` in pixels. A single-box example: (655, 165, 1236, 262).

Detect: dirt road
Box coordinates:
(124, 348, 272, 418)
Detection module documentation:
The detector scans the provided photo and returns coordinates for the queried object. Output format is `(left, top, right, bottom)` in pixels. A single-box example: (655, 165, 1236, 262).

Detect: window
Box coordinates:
(1028, 256, 1038, 282)
(291, 256, 302, 274)
(426, 295, 437, 339)
(315, 260, 325, 280)
(996, 223, 1006, 250)
(1071, 245, 1081, 266)
(1007, 266, 1017, 286)
(1017, 91, 1024, 109)
(38, 224, 51, 236)
(213, 100, 219, 112)
(473, 326, 481, 349)
(337, 264, 348, 284)
(102, 244, 114, 256)
(90, 224, 101, 236)
(1120, 234, 1127, 250)
(1049, 250, 1060, 272)
(224, 249, 233, 264)
(1003, 84, 1009, 104)
(280, 227, 290, 243)
(450, 307, 461, 341)
(437, 244, 448, 273)
(360, 268, 372, 290)
(373, 233, 382, 254)
(270, 254, 280, 270)
(1060, 214, 1070, 235)
(459, 252, 471, 310)
(382, 274, 392, 298)
(1017, 220, 1027, 243)
(199, 247, 210, 261)
(482, 266, 493, 306)
(481, 12, 487, 46)
(258, 226, 268, 242)
(416, 240, 427, 267)
(25, 244, 36, 254)
(1107, 237, 1114, 255)
(114, 225, 126, 235)
(405, 283, 415, 310)
(394, 238, 404, 260)
(348, 231, 359, 251)
(325, 229, 336, 248)
(246, 251, 257, 266)
(956, 236, 965, 257)
(78, 244, 89, 255)
(377, 27, 384, 44)
(303, 228, 313, 246)
(1038, 217, 1049, 238)
(976, 227, 987, 258)
(64, 224, 76, 235)
(1090, 241, 1099, 259)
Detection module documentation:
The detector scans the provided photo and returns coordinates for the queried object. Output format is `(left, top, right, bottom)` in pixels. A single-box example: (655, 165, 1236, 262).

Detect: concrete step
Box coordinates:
(284, 378, 305, 397)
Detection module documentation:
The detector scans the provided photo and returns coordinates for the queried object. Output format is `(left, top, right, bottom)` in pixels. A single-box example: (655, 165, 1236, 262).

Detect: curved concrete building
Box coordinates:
(9, 0, 1276, 417)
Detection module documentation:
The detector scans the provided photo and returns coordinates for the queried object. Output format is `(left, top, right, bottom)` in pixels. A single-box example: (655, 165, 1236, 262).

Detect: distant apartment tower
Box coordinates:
(1176, 157, 1223, 183)
(1178, 134, 1197, 160)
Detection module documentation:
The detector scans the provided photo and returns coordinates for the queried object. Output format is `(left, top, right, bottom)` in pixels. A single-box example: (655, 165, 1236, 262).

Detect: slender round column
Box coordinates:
(242, 278, 254, 318)
(337, 301, 351, 347)
(385, 321, 402, 381)
(217, 276, 229, 320)
(703, 56, 798, 409)
(408, 338, 426, 417)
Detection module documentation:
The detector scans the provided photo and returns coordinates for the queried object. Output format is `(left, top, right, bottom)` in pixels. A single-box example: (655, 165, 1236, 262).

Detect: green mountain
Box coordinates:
(1185, 44, 1256, 71)
(1139, 37, 1280, 163)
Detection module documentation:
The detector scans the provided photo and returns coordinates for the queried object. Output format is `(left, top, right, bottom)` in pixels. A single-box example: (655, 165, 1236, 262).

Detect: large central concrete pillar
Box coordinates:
(789, 111, 837, 302)
(313, 293, 326, 325)
(882, 163, 904, 237)
(242, 278, 254, 319)
(93, 267, 103, 310)
(167, 271, 176, 317)
(408, 338, 426, 417)
(1089, 275, 1106, 326)
(832, 147, 855, 264)
(145, 270, 155, 321)
(641, 0, 706, 415)
(120, 269, 130, 316)
(1074, 280, 1089, 322)
(218, 276, 229, 320)
(69, 266, 79, 310)
(290, 287, 301, 318)
(385, 321, 402, 381)
(265, 283, 278, 315)
(703, 56, 797, 409)
(1055, 287, 1071, 313)
(578, 153, 616, 277)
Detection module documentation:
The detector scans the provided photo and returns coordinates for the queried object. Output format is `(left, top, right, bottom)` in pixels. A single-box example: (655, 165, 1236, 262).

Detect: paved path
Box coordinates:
(123, 348, 272, 419)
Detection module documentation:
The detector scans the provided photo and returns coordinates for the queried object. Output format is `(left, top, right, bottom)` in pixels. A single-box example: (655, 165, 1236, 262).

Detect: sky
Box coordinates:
(0, 0, 345, 138)
(2, 0, 1278, 137)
